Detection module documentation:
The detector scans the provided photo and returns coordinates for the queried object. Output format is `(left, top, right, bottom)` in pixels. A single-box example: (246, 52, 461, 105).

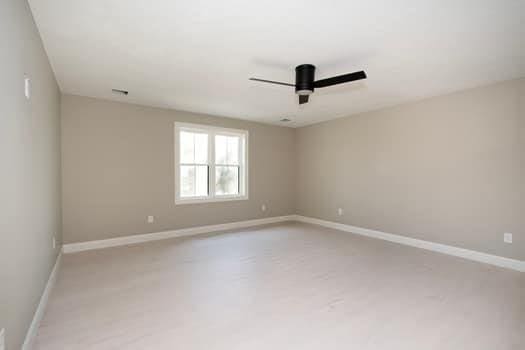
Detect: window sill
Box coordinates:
(175, 195, 249, 205)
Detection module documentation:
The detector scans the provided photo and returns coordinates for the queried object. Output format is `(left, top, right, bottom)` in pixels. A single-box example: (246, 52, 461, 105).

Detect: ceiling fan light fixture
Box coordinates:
(296, 89, 312, 96)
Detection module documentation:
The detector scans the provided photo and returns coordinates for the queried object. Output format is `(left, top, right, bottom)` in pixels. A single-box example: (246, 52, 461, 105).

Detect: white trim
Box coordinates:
(173, 195, 249, 205)
(174, 122, 249, 205)
(293, 215, 525, 272)
(22, 252, 62, 350)
(174, 122, 247, 136)
(62, 216, 295, 253)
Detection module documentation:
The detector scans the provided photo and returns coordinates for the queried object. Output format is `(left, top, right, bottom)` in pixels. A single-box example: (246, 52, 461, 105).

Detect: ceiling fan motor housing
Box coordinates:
(295, 64, 315, 95)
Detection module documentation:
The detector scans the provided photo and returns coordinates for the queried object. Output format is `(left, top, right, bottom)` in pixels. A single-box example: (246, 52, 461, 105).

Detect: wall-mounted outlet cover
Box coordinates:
(24, 76, 31, 99)
(261, 204, 266, 212)
(503, 233, 513, 244)
(147, 215, 154, 223)
(337, 208, 343, 216)
(53, 236, 56, 249)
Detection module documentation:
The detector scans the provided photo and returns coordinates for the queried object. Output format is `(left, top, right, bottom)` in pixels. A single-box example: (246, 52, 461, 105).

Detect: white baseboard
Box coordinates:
(61, 214, 523, 272)
(294, 215, 524, 272)
(22, 252, 62, 350)
(62, 215, 296, 253)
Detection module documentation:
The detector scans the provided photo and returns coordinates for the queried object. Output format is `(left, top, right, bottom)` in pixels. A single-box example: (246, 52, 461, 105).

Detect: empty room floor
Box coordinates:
(36, 222, 524, 350)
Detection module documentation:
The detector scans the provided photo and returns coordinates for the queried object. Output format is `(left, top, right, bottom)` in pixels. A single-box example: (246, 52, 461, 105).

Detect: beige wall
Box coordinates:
(61, 95, 296, 243)
(0, 0, 62, 349)
(62, 80, 524, 262)
(296, 79, 525, 261)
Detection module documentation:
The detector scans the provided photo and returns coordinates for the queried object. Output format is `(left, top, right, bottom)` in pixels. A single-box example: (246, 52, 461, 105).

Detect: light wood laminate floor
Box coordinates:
(36, 222, 524, 349)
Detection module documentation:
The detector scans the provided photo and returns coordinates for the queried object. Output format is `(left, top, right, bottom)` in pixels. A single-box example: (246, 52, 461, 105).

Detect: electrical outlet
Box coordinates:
(147, 215, 154, 223)
(261, 204, 266, 212)
(24, 76, 31, 99)
(337, 208, 343, 216)
(0, 328, 5, 350)
(503, 233, 513, 244)
(52, 236, 56, 249)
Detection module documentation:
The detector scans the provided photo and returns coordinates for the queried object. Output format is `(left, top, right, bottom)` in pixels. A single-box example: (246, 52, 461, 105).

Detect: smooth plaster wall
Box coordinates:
(61, 94, 295, 244)
(296, 79, 525, 261)
(0, 0, 62, 349)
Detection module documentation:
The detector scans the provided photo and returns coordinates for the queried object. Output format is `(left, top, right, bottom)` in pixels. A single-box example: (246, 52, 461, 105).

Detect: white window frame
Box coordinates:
(174, 122, 248, 204)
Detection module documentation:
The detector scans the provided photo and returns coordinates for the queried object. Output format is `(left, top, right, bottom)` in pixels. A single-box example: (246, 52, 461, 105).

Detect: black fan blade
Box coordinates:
(299, 95, 309, 104)
(249, 78, 295, 87)
(313, 71, 367, 88)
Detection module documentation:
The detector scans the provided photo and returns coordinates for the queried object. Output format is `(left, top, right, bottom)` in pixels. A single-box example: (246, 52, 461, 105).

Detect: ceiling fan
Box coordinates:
(250, 64, 367, 104)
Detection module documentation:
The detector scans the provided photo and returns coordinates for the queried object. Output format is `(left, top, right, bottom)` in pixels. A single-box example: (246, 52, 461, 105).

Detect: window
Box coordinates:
(175, 123, 248, 204)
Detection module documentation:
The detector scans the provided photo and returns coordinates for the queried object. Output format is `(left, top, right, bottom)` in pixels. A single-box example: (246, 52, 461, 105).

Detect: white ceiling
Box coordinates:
(29, 0, 525, 127)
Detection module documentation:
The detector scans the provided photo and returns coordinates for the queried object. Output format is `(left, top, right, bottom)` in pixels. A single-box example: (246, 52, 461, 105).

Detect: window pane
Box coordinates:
(195, 165, 208, 196)
(194, 133, 208, 164)
(215, 166, 239, 195)
(180, 165, 195, 197)
(227, 136, 239, 165)
(215, 135, 227, 164)
(180, 131, 208, 164)
(180, 165, 208, 197)
(180, 131, 194, 163)
(215, 135, 240, 165)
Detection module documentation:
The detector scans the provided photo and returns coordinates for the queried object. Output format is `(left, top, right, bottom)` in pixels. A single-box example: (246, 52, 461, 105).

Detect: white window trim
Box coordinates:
(174, 122, 249, 205)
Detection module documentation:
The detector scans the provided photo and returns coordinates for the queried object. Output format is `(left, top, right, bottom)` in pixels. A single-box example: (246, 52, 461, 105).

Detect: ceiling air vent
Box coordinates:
(112, 88, 129, 95)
